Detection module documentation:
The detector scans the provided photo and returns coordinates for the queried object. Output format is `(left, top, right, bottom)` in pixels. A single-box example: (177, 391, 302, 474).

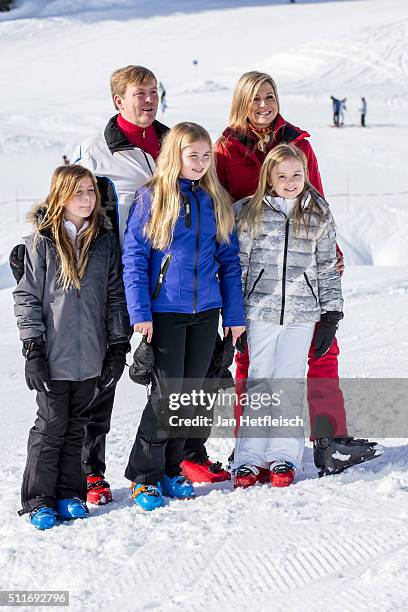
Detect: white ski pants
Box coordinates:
(233, 320, 315, 470)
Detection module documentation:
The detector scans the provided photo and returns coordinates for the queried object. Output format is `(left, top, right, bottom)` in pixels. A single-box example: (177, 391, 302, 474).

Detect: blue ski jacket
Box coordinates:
(122, 179, 245, 327)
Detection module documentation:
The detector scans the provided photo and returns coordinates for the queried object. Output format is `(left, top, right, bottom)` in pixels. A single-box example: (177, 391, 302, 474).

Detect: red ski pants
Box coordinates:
(234, 323, 348, 439)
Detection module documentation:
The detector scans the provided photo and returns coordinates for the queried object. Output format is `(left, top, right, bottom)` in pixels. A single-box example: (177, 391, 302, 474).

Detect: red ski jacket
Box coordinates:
(215, 114, 324, 201)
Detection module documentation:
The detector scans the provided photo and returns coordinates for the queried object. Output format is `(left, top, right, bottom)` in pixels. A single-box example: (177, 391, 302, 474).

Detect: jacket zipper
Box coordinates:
(304, 272, 318, 305)
(280, 219, 290, 325)
(247, 268, 264, 298)
(183, 196, 192, 228)
(152, 253, 173, 299)
(191, 182, 200, 314)
(76, 288, 81, 379)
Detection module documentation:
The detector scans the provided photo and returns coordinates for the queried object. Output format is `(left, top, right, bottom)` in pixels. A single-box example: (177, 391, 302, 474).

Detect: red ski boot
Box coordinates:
(86, 474, 113, 505)
(181, 459, 230, 483)
(270, 461, 295, 488)
(233, 464, 270, 489)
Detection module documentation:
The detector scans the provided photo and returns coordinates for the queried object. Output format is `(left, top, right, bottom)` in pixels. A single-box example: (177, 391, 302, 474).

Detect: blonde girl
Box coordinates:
(13, 165, 129, 529)
(232, 144, 343, 489)
(122, 122, 245, 510)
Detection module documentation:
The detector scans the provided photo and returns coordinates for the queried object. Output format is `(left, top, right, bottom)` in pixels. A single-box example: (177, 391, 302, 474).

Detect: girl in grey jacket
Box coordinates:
(232, 144, 343, 489)
(13, 165, 129, 530)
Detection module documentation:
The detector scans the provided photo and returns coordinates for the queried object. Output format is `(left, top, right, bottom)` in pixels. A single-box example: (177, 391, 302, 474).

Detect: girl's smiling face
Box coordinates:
(180, 139, 212, 181)
(270, 157, 305, 199)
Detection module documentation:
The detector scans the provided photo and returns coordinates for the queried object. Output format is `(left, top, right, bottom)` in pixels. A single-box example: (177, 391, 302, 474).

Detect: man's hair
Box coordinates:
(110, 65, 157, 109)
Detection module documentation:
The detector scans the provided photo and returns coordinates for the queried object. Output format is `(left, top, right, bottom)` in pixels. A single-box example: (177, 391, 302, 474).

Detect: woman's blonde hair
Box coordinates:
(228, 71, 280, 133)
(144, 122, 234, 250)
(34, 165, 102, 290)
(239, 144, 322, 237)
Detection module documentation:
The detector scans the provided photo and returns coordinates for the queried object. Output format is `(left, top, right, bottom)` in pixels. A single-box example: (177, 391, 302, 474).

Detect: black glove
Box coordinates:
(314, 311, 343, 359)
(9, 243, 26, 283)
(129, 336, 155, 386)
(235, 331, 247, 353)
(98, 342, 128, 389)
(23, 339, 53, 393)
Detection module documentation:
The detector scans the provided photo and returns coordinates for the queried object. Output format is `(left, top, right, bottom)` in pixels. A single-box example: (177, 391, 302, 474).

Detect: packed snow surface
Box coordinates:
(1, 0, 408, 610)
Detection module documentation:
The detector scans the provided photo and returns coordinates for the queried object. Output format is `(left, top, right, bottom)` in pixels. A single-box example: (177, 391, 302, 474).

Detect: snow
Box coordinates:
(1, 0, 408, 610)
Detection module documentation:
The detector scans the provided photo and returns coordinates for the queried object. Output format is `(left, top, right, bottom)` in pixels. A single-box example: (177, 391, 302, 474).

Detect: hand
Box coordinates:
(9, 243, 26, 283)
(224, 325, 246, 347)
(314, 311, 343, 359)
(134, 321, 153, 343)
(335, 255, 345, 276)
(23, 339, 53, 393)
(98, 342, 128, 389)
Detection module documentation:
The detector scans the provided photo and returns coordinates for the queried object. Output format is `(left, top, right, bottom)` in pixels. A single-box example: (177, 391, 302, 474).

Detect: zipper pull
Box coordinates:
(191, 181, 196, 192)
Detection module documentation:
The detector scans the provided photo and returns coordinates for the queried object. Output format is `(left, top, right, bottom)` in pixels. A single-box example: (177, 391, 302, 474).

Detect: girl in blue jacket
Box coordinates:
(122, 122, 245, 510)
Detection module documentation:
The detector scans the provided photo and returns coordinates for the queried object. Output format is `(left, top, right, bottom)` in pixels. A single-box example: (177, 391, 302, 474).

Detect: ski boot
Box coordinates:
(30, 506, 56, 531)
(161, 475, 195, 500)
(181, 458, 230, 483)
(232, 464, 270, 489)
(56, 497, 88, 520)
(86, 474, 113, 505)
(131, 483, 164, 511)
(270, 461, 295, 487)
(314, 436, 383, 477)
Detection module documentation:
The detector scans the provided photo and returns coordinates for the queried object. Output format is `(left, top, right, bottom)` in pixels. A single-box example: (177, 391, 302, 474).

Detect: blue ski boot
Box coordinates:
(162, 475, 195, 500)
(131, 482, 164, 511)
(30, 506, 56, 530)
(56, 497, 88, 520)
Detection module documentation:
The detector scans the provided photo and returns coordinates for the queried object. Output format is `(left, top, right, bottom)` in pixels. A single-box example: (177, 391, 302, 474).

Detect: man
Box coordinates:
(330, 96, 341, 127)
(360, 97, 367, 127)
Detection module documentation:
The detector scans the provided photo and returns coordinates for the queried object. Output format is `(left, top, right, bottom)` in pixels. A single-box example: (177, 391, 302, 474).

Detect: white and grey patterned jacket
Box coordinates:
(235, 188, 343, 325)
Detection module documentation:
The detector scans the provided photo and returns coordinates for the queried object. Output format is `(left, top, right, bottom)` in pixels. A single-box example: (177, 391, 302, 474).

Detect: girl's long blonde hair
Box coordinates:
(34, 165, 102, 290)
(239, 144, 322, 237)
(145, 122, 234, 250)
(228, 71, 280, 133)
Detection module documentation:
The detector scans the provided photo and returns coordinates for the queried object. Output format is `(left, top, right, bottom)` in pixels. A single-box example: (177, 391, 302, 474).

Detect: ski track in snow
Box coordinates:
(1, 0, 408, 610)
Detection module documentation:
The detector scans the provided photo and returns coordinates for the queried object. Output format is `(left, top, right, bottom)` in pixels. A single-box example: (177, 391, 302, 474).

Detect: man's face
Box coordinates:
(114, 79, 159, 128)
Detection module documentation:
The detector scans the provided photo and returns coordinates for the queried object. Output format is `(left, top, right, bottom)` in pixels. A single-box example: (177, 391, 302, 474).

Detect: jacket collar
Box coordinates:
(221, 115, 310, 165)
(263, 187, 329, 214)
(104, 114, 169, 154)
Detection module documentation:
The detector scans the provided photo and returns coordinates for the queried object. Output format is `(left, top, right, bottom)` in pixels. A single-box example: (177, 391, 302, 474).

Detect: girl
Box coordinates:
(122, 122, 245, 511)
(232, 144, 343, 488)
(13, 165, 130, 530)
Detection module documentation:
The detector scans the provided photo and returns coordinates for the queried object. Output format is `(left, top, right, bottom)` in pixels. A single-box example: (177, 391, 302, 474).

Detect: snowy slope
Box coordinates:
(1, 1, 408, 610)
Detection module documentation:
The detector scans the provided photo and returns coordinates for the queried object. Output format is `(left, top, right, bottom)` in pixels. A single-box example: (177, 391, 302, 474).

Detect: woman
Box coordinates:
(203, 71, 378, 477)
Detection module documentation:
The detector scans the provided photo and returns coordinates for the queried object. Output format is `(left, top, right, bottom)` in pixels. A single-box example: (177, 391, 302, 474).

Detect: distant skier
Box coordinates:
(158, 81, 167, 113)
(359, 96, 367, 127)
(330, 96, 341, 127)
(62, 154, 70, 165)
(339, 98, 347, 126)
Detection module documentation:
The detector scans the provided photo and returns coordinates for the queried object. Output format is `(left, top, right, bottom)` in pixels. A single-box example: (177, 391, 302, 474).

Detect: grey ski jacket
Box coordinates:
(236, 188, 343, 325)
(13, 211, 130, 381)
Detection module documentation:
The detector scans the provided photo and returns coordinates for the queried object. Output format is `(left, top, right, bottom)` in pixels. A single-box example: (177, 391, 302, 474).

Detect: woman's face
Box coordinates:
(248, 82, 278, 129)
(270, 157, 305, 199)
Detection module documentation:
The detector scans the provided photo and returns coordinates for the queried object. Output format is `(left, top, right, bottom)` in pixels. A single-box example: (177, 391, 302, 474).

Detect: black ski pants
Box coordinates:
(125, 309, 219, 485)
(82, 382, 116, 476)
(21, 378, 97, 514)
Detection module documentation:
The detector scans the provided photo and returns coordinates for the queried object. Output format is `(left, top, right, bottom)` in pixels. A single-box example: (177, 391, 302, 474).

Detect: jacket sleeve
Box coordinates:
(316, 210, 344, 314)
(216, 225, 245, 327)
(12, 237, 46, 341)
(234, 201, 252, 296)
(296, 139, 324, 197)
(106, 234, 131, 345)
(297, 140, 344, 256)
(71, 141, 97, 172)
(122, 195, 152, 325)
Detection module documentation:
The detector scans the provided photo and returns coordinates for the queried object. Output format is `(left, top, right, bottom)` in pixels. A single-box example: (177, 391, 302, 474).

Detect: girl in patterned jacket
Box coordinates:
(232, 144, 343, 488)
